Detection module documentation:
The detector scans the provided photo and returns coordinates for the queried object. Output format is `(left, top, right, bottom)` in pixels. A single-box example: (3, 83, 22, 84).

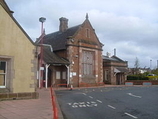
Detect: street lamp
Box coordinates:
(157, 60, 158, 69)
(150, 60, 152, 69)
(39, 17, 46, 88)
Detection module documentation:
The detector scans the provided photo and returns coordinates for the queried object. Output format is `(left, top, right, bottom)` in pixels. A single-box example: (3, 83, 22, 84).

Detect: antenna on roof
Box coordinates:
(86, 13, 89, 20)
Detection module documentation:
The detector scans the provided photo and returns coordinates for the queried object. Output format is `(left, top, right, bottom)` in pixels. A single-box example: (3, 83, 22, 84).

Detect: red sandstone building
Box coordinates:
(36, 15, 128, 87)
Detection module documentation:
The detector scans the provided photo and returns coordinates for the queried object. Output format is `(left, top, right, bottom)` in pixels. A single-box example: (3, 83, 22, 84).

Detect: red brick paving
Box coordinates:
(0, 89, 53, 119)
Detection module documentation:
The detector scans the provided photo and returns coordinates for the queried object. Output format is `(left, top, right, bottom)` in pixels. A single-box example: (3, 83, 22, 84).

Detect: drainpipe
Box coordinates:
(66, 65, 70, 87)
(45, 64, 50, 88)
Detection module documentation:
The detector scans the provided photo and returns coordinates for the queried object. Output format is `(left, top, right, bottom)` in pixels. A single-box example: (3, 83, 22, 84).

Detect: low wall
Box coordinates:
(125, 80, 158, 85)
(0, 92, 39, 101)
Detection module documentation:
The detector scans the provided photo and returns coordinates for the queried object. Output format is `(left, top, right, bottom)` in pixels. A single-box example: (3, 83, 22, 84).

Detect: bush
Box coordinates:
(146, 76, 158, 80)
(127, 75, 149, 80)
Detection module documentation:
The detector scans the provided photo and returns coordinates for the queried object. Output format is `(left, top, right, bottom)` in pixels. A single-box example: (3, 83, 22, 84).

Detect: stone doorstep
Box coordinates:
(0, 92, 39, 101)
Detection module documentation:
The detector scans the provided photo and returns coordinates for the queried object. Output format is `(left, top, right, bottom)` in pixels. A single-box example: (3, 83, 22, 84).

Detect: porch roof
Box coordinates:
(43, 47, 70, 65)
(114, 67, 129, 73)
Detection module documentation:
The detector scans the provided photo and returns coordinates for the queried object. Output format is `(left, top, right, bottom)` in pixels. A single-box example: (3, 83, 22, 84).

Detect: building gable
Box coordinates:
(73, 15, 103, 50)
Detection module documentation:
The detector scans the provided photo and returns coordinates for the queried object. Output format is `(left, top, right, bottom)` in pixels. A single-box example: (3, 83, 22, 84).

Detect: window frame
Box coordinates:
(82, 50, 95, 77)
(0, 61, 7, 88)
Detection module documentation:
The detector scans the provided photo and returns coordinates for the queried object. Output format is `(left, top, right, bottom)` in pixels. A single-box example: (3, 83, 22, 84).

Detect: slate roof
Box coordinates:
(43, 47, 70, 65)
(43, 25, 81, 51)
(103, 55, 126, 62)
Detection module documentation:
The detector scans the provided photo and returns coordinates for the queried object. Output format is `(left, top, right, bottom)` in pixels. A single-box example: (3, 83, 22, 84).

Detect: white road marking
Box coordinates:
(125, 112, 138, 119)
(83, 93, 87, 95)
(100, 90, 103, 92)
(107, 105, 116, 109)
(96, 100, 102, 103)
(127, 93, 142, 98)
(79, 105, 86, 107)
(89, 96, 93, 99)
(68, 102, 98, 108)
(67, 103, 72, 105)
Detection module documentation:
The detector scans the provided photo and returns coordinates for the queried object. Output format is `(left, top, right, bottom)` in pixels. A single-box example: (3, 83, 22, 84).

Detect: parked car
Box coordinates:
(147, 74, 157, 76)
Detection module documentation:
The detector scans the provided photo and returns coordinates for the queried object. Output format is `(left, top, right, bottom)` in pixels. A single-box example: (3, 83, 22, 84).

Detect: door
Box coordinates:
(116, 74, 120, 85)
(0, 61, 7, 88)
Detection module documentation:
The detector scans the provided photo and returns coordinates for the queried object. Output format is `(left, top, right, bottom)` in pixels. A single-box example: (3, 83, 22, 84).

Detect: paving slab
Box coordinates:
(0, 89, 53, 119)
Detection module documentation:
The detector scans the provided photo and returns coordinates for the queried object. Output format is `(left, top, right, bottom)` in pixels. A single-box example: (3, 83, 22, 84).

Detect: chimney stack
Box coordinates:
(114, 48, 116, 56)
(59, 17, 68, 32)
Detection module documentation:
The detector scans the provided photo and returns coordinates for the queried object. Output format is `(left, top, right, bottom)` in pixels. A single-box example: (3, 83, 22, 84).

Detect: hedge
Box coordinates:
(127, 75, 158, 80)
(127, 75, 148, 80)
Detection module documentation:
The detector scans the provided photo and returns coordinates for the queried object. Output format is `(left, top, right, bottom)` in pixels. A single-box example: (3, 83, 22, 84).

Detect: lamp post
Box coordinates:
(39, 17, 46, 88)
(157, 60, 158, 69)
(150, 59, 152, 73)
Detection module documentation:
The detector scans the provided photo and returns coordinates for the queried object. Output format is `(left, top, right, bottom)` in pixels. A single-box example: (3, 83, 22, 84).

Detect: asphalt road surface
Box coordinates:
(55, 86, 158, 119)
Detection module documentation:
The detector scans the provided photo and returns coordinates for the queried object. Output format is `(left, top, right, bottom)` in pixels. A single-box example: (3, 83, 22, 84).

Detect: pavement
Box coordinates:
(0, 88, 54, 119)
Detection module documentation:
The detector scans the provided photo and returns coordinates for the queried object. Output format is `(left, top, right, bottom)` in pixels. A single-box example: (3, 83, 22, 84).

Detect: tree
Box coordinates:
(134, 57, 140, 74)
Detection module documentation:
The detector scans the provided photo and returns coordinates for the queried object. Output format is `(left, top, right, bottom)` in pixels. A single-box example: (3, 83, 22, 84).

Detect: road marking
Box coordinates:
(125, 112, 138, 119)
(67, 101, 98, 108)
(96, 100, 102, 103)
(89, 96, 93, 99)
(108, 105, 116, 109)
(83, 93, 87, 95)
(100, 90, 103, 92)
(127, 93, 142, 98)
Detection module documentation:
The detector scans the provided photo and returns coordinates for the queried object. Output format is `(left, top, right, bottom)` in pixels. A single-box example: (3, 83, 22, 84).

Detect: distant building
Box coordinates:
(103, 53, 129, 85)
(0, 0, 37, 99)
(130, 67, 150, 75)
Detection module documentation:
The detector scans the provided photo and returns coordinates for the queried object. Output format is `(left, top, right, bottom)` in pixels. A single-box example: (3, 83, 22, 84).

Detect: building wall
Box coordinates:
(0, 5, 37, 93)
(103, 60, 128, 85)
(66, 19, 103, 87)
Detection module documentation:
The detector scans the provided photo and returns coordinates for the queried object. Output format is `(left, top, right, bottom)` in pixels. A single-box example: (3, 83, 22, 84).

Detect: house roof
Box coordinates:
(103, 55, 126, 62)
(42, 25, 81, 51)
(43, 47, 70, 65)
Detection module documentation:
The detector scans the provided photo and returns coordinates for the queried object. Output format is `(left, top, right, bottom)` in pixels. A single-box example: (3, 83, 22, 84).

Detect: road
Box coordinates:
(55, 86, 158, 119)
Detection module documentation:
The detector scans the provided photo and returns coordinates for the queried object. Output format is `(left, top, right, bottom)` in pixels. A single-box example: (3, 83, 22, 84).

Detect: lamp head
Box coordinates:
(39, 17, 46, 23)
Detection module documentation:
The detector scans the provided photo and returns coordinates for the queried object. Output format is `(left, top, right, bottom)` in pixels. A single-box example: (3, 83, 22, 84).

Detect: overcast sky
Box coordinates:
(5, 0, 158, 69)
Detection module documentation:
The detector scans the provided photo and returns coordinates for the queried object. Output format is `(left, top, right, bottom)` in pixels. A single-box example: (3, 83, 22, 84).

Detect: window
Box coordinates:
(62, 71, 66, 79)
(56, 71, 61, 79)
(104, 70, 109, 81)
(0, 61, 7, 88)
(82, 50, 94, 76)
(86, 28, 90, 38)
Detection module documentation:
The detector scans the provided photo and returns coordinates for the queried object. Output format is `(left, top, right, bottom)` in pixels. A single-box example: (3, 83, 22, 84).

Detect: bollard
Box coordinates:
(70, 85, 73, 91)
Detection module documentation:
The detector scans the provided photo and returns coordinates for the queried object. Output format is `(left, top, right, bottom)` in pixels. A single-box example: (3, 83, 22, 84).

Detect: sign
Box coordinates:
(40, 67, 44, 70)
(125, 82, 133, 86)
(143, 82, 152, 86)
